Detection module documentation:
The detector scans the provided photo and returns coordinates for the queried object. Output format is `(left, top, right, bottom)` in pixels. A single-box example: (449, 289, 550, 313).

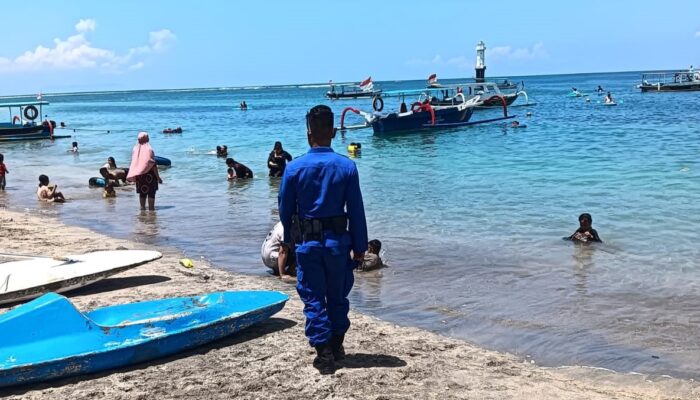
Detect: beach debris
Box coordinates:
(179, 258, 194, 268)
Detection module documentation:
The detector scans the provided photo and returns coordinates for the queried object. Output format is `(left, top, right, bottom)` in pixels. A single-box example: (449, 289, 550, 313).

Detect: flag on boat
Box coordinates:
(428, 73, 437, 84)
(359, 76, 373, 92)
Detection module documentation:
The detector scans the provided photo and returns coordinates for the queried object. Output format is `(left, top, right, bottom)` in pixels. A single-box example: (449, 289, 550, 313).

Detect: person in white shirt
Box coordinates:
(261, 222, 296, 282)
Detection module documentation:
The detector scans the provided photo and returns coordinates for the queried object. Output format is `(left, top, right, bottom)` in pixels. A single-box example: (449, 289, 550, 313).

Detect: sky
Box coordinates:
(1, 0, 699, 95)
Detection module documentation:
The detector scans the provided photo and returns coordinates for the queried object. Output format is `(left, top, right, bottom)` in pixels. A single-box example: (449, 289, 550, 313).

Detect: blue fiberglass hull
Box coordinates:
(0, 291, 288, 387)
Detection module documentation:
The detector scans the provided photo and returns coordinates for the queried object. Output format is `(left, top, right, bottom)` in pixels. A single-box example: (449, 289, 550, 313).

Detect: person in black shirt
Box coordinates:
(225, 158, 253, 179)
(267, 141, 292, 177)
(567, 213, 602, 243)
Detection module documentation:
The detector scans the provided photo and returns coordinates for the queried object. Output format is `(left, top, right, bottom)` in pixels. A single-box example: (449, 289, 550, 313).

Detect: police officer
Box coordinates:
(278, 105, 368, 374)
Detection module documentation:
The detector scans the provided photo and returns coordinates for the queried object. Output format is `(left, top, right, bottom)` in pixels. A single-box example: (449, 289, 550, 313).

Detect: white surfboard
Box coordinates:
(0, 250, 162, 305)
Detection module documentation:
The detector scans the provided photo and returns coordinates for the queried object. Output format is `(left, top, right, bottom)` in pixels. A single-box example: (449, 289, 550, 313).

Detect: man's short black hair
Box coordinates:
(368, 239, 382, 252)
(306, 105, 334, 136)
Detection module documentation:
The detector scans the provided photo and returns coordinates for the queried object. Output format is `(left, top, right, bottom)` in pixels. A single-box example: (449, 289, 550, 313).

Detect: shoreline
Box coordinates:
(1, 209, 699, 399)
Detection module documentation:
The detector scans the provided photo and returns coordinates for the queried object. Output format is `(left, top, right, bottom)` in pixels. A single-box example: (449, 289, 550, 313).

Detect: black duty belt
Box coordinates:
(300, 216, 347, 242)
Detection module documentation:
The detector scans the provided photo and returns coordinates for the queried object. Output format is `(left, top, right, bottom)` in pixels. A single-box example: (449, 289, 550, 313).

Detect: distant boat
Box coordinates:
(0, 291, 288, 387)
(326, 76, 382, 99)
(0, 101, 64, 142)
(638, 68, 700, 92)
(426, 73, 443, 88)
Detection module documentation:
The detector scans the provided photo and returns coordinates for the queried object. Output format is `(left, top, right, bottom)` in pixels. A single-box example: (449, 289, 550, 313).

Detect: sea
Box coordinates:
(2, 71, 700, 379)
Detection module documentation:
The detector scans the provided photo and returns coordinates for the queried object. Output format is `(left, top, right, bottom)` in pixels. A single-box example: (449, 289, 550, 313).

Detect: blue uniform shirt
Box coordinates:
(278, 147, 368, 255)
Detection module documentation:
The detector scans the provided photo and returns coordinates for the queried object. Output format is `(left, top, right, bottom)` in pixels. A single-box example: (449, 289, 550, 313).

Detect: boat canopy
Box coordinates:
(379, 82, 502, 98)
(0, 101, 49, 108)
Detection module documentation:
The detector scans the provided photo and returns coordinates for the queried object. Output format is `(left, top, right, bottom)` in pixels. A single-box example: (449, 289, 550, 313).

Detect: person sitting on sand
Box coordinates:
(261, 221, 296, 282)
(360, 239, 384, 271)
(567, 213, 602, 243)
(604, 92, 614, 104)
(227, 167, 236, 181)
(225, 158, 253, 179)
(37, 174, 66, 203)
(103, 181, 116, 198)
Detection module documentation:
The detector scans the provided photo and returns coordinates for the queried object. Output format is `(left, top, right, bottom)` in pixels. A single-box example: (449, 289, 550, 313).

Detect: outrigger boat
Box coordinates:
(326, 76, 382, 99)
(429, 82, 531, 108)
(637, 68, 700, 92)
(0, 100, 67, 142)
(338, 85, 517, 135)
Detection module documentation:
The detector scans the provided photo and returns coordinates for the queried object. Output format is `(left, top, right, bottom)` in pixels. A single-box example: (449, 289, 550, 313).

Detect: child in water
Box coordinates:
(103, 181, 116, 198)
(567, 213, 602, 243)
(36, 174, 66, 203)
(71, 141, 79, 153)
(360, 239, 384, 271)
(227, 167, 236, 181)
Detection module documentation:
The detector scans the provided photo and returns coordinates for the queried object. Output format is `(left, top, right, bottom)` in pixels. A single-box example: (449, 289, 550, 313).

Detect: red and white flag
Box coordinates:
(359, 76, 373, 92)
(428, 73, 437, 83)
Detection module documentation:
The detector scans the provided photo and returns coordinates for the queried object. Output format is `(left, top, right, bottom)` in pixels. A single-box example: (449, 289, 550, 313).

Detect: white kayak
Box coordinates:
(0, 250, 162, 305)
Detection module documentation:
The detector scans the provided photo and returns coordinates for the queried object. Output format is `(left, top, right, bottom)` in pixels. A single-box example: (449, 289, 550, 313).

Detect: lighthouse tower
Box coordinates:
(475, 40, 486, 83)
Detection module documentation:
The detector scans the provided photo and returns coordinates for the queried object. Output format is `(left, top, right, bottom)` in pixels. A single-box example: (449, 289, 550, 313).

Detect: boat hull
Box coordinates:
(0, 291, 289, 387)
(326, 90, 382, 99)
(371, 106, 473, 134)
(0, 250, 163, 305)
(0, 125, 51, 142)
(478, 93, 519, 107)
(639, 83, 700, 92)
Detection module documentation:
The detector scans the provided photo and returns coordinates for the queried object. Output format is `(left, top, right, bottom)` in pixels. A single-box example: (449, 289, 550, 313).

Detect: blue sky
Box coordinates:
(1, 0, 699, 94)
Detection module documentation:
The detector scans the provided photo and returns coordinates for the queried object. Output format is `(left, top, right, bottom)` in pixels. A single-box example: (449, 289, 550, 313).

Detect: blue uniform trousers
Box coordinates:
(295, 246, 354, 347)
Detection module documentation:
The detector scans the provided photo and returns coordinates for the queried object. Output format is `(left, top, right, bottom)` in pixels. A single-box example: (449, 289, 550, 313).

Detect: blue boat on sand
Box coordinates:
(0, 291, 288, 387)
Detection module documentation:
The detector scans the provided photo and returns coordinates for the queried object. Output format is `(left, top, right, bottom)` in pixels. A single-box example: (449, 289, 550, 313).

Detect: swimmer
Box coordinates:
(526, 111, 533, 117)
(227, 167, 236, 181)
(511, 121, 520, 128)
(566, 213, 602, 243)
(360, 239, 384, 271)
(596, 85, 604, 94)
(604, 92, 614, 104)
(71, 141, 79, 153)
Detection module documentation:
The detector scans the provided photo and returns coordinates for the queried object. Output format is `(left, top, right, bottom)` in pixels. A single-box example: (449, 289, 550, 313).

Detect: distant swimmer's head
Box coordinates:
(368, 239, 382, 254)
(107, 157, 116, 167)
(511, 121, 520, 127)
(578, 213, 593, 229)
(225, 157, 235, 167)
(306, 104, 336, 146)
(137, 131, 149, 144)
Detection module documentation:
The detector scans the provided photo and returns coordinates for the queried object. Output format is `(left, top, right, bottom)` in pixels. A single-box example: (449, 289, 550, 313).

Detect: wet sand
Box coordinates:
(1, 209, 698, 399)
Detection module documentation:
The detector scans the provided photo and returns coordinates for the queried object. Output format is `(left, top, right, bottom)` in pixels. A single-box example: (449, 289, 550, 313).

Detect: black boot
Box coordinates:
(330, 334, 346, 361)
(313, 344, 336, 375)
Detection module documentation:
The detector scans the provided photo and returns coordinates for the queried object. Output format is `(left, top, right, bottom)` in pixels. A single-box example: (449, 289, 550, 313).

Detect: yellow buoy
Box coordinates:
(179, 258, 194, 268)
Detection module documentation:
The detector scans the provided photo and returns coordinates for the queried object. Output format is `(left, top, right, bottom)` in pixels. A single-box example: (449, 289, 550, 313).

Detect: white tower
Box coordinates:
(475, 40, 486, 82)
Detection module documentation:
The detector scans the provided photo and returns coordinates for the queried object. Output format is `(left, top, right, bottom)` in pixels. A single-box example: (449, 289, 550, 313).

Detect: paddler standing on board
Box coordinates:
(278, 105, 368, 375)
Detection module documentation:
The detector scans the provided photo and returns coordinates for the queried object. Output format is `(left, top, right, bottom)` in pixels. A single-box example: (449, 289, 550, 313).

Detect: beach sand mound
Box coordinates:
(1, 210, 698, 399)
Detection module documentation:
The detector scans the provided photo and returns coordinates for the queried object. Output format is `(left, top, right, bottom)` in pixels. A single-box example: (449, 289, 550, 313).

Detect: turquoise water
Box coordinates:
(2, 71, 700, 378)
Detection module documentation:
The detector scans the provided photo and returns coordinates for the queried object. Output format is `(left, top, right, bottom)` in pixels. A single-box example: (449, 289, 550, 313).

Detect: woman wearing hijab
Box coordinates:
(267, 141, 292, 177)
(127, 132, 163, 210)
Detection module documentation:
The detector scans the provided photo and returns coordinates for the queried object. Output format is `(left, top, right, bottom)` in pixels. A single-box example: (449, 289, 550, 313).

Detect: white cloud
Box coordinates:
(696, 31, 700, 38)
(75, 19, 96, 33)
(149, 29, 176, 52)
(487, 42, 547, 60)
(0, 20, 175, 74)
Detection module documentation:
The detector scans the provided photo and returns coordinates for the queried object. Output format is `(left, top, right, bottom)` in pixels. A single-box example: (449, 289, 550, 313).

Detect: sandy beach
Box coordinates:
(1, 209, 698, 400)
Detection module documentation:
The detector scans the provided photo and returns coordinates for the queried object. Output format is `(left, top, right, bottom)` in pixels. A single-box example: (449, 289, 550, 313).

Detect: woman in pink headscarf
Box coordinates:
(127, 132, 163, 210)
